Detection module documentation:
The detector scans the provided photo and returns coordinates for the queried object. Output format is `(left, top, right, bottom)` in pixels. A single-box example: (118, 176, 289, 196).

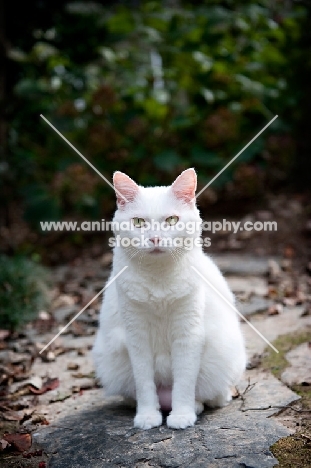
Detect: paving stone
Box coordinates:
(227, 275, 268, 296)
(213, 254, 279, 276)
(239, 296, 272, 316)
(242, 306, 311, 358)
(34, 371, 298, 468)
(281, 342, 311, 386)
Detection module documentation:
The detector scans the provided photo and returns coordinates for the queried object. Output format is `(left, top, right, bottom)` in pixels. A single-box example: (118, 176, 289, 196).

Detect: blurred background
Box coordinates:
(1, 0, 311, 324)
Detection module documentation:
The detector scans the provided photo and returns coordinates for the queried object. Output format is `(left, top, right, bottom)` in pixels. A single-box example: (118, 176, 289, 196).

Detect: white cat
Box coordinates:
(93, 168, 246, 430)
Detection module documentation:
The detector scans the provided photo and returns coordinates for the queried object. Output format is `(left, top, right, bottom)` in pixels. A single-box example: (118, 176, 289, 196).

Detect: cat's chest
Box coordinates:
(120, 274, 192, 306)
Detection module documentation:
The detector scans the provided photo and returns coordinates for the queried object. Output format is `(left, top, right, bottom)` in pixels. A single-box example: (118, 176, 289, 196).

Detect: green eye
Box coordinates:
(166, 215, 179, 226)
(132, 217, 145, 228)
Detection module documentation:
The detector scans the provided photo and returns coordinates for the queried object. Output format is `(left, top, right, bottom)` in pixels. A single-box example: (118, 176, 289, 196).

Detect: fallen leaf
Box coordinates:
(0, 330, 10, 340)
(283, 297, 297, 307)
(101, 252, 113, 266)
(51, 294, 76, 309)
(246, 354, 262, 369)
(0, 438, 10, 450)
(281, 259, 292, 272)
(1, 409, 22, 421)
(267, 286, 278, 299)
(71, 372, 95, 379)
(67, 362, 79, 371)
(49, 392, 71, 403)
(27, 376, 43, 390)
(268, 259, 281, 281)
(284, 245, 295, 259)
(38, 311, 50, 320)
(268, 304, 283, 315)
(3, 433, 31, 452)
(296, 290, 307, 305)
(31, 414, 49, 424)
(231, 387, 240, 399)
(70, 321, 86, 336)
(40, 351, 56, 362)
(29, 377, 59, 395)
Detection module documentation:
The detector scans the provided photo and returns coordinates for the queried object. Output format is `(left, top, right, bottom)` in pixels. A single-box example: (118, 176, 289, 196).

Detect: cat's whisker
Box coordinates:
(138, 250, 146, 272)
(168, 248, 180, 266)
(128, 248, 140, 261)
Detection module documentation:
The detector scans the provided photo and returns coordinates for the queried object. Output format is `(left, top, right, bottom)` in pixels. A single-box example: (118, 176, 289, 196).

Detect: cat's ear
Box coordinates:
(171, 168, 197, 204)
(113, 171, 139, 207)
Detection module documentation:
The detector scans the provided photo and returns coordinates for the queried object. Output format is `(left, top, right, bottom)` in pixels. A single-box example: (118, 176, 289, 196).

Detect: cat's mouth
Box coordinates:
(149, 247, 165, 254)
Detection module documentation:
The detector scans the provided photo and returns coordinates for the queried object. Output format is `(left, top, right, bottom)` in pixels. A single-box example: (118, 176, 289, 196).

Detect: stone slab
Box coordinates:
(34, 371, 298, 468)
(213, 254, 279, 277)
(281, 342, 311, 386)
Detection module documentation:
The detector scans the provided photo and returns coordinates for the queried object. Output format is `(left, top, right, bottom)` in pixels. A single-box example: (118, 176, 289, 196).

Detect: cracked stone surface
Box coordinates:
(34, 372, 298, 468)
(30, 255, 308, 467)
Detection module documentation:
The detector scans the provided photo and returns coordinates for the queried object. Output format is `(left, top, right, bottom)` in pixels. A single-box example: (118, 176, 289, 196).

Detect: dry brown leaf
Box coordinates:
(31, 413, 49, 425)
(51, 293, 76, 310)
(231, 387, 240, 399)
(0, 438, 10, 450)
(284, 245, 295, 259)
(0, 330, 10, 340)
(67, 362, 79, 371)
(29, 377, 59, 395)
(1, 409, 22, 421)
(71, 372, 94, 379)
(3, 433, 32, 452)
(268, 304, 283, 315)
(283, 297, 297, 307)
(27, 376, 43, 390)
(301, 304, 311, 317)
(101, 252, 113, 266)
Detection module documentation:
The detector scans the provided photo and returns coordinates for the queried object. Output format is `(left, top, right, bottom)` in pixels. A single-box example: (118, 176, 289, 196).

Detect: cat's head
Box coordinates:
(112, 168, 202, 257)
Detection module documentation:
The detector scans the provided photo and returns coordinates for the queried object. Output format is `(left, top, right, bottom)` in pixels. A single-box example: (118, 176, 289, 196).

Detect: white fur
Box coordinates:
(93, 169, 246, 430)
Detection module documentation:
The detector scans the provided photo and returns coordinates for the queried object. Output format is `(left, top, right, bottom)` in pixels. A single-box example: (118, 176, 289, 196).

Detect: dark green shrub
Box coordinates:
(0, 256, 50, 331)
(4, 0, 308, 232)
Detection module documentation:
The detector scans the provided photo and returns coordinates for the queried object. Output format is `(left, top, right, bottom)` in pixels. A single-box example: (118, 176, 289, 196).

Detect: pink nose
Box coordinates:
(150, 237, 161, 246)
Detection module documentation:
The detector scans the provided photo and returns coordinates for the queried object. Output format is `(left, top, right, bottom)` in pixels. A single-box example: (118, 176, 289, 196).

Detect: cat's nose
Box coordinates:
(150, 237, 161, 246)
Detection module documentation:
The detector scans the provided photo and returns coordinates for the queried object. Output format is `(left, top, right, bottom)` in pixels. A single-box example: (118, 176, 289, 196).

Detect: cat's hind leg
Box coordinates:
(195, 400, 204, 415)
(204, 388, 232, 408)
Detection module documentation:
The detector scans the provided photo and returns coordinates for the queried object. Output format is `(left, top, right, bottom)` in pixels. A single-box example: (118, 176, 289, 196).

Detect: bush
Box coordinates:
(3, 0, 308, 232)
(0, 256, 50, 331)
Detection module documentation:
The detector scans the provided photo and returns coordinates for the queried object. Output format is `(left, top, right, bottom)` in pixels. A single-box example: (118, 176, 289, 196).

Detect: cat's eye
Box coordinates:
(132, 217, 146, 228)
(165, 215, 179, 226)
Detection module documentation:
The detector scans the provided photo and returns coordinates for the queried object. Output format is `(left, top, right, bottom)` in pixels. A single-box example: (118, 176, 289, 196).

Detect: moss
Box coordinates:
(262, 329, 311, 467)
(271, 435, 311, 468)
(262, 329, 311, 380)
(0, 255, 50, 331)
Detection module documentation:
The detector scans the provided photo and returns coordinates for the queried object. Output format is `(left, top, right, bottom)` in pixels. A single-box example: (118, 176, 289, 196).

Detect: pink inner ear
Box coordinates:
(113, 172, 139, 206)
(171, 168, 197, 203)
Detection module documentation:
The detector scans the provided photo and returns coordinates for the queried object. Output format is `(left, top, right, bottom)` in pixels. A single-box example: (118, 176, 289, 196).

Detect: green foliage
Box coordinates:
(5, 0, 307, 228)
(0, 256, 50, 331)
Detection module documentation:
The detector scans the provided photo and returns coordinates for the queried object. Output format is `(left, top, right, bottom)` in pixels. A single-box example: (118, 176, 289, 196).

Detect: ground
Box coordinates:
(0, 194, 311, 467)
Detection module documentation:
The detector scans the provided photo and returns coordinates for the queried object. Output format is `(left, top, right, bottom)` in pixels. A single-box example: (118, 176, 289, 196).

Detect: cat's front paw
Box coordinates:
(134, 410, 162, 430)
(167, 411, 197, 429)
